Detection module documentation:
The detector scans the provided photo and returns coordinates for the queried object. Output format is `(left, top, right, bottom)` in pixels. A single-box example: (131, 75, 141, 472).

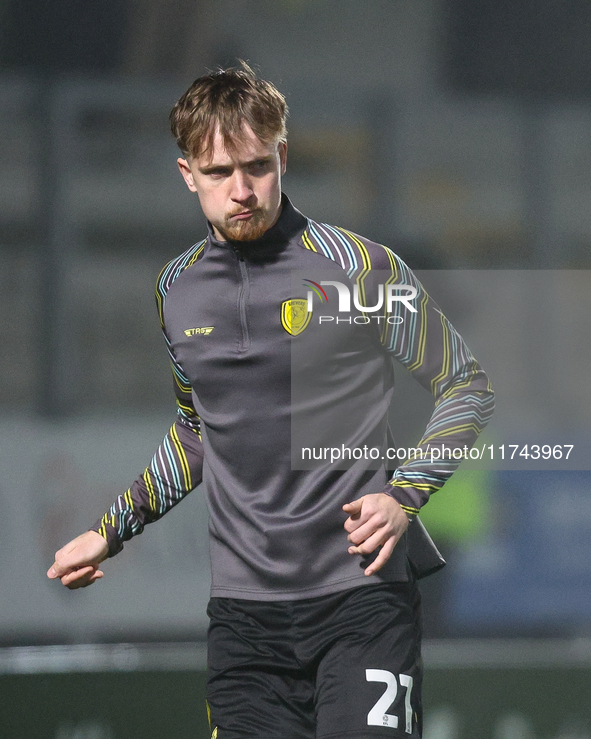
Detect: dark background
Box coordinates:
(1, 3, 591, 737)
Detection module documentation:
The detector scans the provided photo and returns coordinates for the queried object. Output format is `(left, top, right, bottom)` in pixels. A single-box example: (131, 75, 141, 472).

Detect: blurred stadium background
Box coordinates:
(1, 1, 591, 737)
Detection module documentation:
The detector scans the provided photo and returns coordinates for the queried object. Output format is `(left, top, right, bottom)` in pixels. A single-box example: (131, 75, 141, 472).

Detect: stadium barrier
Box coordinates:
(2, 639, 591, 739)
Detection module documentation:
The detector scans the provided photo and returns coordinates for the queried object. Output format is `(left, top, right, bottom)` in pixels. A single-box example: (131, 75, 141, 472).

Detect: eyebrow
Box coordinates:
(198, 163, 232, 174)
(198, 155, 274, 175)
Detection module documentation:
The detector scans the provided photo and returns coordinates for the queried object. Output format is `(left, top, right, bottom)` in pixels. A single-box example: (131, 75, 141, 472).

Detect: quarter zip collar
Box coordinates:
(206, 193, 307, 262)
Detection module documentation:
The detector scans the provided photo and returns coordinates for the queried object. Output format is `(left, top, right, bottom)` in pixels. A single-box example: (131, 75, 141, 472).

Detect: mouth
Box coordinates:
(229, 209, 257, 221)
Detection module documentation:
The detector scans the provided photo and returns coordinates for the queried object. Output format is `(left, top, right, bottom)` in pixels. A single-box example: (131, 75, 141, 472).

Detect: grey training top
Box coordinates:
(93, 195, 494, 600)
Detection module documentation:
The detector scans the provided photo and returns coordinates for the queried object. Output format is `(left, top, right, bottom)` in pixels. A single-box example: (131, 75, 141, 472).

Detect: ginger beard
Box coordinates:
(214, 205, 271, 242)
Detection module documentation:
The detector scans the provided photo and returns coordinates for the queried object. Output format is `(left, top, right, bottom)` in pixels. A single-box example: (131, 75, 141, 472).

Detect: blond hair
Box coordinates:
(170, 62, 288, 160)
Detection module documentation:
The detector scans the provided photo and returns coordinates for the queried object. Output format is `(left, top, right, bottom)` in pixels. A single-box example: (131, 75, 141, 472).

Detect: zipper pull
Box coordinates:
(233, 244, 244, 261)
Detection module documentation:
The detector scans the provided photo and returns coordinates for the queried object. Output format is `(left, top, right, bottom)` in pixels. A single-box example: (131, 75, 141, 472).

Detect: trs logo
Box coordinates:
(303, 279, 417, 314)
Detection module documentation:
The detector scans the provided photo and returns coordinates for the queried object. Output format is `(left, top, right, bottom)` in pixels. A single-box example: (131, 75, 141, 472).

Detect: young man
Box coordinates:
(48, 64, 494, 738)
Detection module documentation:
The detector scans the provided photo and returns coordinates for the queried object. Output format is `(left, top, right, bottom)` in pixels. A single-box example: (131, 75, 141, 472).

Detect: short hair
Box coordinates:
(170, 61, 288, 160)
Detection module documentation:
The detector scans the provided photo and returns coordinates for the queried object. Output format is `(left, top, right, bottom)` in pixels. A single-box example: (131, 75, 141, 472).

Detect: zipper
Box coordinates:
(233, 245, 251, 352)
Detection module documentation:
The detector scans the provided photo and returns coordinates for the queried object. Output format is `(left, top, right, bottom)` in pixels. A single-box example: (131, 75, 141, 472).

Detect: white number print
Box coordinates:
(365, 669, 414, 733)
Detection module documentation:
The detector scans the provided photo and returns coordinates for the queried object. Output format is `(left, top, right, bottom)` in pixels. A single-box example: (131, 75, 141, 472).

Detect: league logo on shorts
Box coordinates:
(281, 298, 311, 336)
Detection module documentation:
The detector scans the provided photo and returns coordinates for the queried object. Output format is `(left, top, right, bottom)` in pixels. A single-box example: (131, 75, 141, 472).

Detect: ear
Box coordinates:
(278, 142, 287, 175)
(177, 158, 198, 192)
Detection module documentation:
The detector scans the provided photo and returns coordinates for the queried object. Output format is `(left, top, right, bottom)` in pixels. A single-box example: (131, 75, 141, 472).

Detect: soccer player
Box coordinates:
(47, 63, 494, 738)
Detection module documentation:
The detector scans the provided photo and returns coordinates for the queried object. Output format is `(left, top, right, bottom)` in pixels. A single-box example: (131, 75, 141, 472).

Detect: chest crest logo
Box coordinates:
(184, 326, 214, 336)
(281, 299, 311, 336)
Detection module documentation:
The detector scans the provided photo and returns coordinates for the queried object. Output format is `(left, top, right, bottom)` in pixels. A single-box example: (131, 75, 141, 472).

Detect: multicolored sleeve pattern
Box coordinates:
(90, 241, 207, 556)
(375, 248, 494, 515)
(303, 222, 495, 515)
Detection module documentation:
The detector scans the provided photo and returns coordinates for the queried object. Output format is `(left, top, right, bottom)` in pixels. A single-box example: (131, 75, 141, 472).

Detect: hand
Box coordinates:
(342, 493, 409, 576)
(47, 530, 109, 589)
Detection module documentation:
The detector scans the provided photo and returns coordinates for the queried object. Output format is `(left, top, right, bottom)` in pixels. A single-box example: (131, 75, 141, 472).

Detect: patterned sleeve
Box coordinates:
(371, 246, 495, 517)
(300, 222, 494, 517)
(90, 356, 204, 557)
(90, 252, 206, 556)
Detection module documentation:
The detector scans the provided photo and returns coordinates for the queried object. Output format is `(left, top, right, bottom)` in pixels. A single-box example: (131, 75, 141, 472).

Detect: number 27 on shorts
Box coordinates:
(366, 669, 414, 733)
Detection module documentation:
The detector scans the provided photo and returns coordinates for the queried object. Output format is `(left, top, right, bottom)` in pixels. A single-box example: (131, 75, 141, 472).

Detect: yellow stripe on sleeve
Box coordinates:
(170, 423, 192, 490)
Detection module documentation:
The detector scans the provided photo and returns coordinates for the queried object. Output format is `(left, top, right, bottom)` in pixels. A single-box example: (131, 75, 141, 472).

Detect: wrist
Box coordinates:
(380, 485, 420, 521)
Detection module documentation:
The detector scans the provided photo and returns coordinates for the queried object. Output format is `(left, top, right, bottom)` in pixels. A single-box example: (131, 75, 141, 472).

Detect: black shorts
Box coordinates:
(206, 581, 423, 739)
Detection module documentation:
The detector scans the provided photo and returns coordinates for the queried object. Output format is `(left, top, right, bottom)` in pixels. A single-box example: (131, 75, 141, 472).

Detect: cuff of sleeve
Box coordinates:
(381, 483, 422, 520)
(89, 520, 124, 558)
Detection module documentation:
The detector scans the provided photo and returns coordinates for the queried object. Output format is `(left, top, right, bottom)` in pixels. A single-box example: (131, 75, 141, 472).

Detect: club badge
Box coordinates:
(281, 298, 311, 336)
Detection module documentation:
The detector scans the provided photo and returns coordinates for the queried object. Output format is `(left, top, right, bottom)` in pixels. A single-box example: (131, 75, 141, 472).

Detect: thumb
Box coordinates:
(47, 559, 71, 579)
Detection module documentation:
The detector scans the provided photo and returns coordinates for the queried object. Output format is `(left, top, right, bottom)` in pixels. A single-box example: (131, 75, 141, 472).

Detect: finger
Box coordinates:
(343, 502, 378, 533)
(49, 543, 82, 578)
(60, 565, 101, 589)
(342, 498, 363, 516)
(364, 537, 397, 577)
(60, 565, 95, 587)
(347, 514, 389, 544)
(62, 573, 101, 590)
(78, 569, 104, 587)
(346, 519, 375, 543)
(48, 551, 73, 578)
(50, 560, 80, 579)
(48, 561, 76, 579)
(344, 514, 365, 534)
(348, 526, 390, 557)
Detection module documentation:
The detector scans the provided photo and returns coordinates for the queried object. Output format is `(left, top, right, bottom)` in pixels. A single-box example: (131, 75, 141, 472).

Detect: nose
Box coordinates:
(230, 169, 254, 203)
